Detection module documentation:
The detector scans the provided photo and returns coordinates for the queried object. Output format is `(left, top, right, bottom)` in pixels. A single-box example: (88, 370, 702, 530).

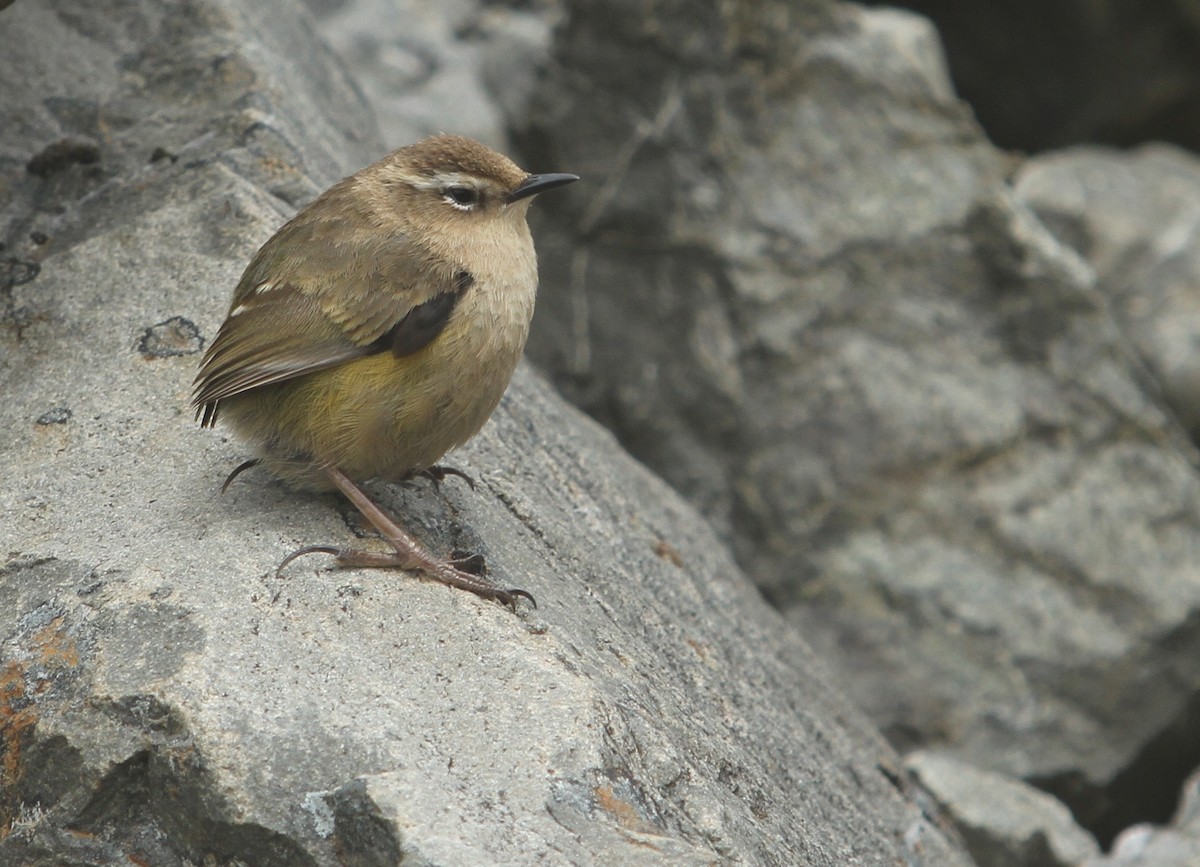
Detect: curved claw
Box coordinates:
(417, 465, 477, 492)
(221, 458, 262, 494)
(276, 544, 341, 576)
(497, 587, 537, 611)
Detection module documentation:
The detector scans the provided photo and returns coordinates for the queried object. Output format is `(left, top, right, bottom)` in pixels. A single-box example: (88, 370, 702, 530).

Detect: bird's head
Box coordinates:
(369, 134, 578, 232)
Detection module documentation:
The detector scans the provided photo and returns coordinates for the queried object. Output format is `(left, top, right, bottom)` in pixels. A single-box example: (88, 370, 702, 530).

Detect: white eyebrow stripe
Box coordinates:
(410, 172, 480, 192)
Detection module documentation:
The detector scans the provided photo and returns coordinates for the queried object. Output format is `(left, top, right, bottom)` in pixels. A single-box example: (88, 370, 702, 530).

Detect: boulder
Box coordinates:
(0, 1, 969, 864)
(504, 0, 1200, 844)
(1016, 143, 1200, 438)
(907, 750, 1100, 867)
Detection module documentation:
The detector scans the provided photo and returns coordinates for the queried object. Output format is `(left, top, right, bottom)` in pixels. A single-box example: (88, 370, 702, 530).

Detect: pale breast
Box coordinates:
(343, 265, 538, 480)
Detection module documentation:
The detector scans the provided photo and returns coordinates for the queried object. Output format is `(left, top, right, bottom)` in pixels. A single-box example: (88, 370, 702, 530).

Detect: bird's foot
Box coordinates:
(277, 543, 534, 610)
(411, 464, 476, 491)
(276, 464, 534, 611)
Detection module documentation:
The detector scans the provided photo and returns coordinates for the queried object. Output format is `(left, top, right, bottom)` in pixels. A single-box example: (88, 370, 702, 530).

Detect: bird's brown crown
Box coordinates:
(397, 134, 528, 191)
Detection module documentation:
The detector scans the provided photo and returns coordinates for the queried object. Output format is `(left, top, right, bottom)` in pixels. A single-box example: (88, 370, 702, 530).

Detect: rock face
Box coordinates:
(1012, 142, 1200, 861)
(906, 750, 1100, 867)
(0, 1, 970, 864)
(508, 0, 1200, 847)
(305, 0, 558, 152)
(1017, 144, 1200, 438)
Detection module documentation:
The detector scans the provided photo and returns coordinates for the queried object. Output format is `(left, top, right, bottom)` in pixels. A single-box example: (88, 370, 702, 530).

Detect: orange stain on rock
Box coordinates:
(0, 662, 37, 839)
(32, 617, 80, 669)
(593, 783, 651, 832)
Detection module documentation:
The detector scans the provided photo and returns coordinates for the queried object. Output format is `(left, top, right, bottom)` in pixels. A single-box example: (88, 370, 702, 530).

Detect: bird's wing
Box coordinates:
(191, 226, 470, 425)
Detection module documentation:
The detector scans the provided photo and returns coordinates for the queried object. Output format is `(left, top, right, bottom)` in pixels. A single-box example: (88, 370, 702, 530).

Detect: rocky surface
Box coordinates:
(497, 0, 1200, 851)
(1010, 142, 1200, 861)
(0, 1, 971, 864)
(1016, 144, 1200, 437)
(305, 0, 559, 152)
(303, 0, 1200, 860)
(906, 750, 1100, 867)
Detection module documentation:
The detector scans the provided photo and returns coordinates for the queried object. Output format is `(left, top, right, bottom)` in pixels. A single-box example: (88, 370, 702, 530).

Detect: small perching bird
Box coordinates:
(192, 134, 578, 608)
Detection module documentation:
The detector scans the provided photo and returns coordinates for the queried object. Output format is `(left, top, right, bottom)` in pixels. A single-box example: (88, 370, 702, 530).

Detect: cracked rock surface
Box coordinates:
(0, 1, 969, 864)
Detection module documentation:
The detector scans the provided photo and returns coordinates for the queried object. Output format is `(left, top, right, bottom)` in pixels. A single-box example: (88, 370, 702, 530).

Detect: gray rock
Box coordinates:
(1016, 143, 1200, 437)
(505, 0, 1200, 841)
(303, 0, 558, 151)
(906, 750, 1100, 867)
(0, 0, 970, 864)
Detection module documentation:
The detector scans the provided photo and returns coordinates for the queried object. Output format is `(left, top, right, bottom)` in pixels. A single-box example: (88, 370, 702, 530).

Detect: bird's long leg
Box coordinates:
(278, 464, 534, 609)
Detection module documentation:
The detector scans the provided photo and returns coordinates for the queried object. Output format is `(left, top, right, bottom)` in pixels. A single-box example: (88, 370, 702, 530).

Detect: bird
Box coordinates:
(191, 134, 578, 608)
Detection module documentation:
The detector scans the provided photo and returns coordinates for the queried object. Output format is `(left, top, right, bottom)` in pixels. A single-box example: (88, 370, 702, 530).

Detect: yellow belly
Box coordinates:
(221, 311, 524, 489)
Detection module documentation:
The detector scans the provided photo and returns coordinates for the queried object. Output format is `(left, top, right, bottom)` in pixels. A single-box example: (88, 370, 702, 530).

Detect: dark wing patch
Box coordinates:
(384, 271, 473, 357)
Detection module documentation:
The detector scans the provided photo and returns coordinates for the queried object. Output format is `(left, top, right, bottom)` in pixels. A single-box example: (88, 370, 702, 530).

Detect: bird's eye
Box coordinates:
(443, 185, 480, 209)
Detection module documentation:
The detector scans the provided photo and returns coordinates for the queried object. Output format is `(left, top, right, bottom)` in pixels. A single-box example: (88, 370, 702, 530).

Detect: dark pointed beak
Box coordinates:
(506, 172, 579, 203)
